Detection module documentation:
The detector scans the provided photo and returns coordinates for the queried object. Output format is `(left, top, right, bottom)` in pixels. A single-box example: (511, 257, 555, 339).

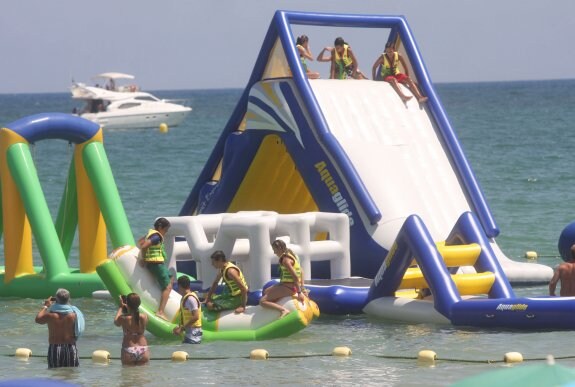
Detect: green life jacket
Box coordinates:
(381, 51, 400, 77)
(222, 262, 248, 296)
(143, 229, 165, 263)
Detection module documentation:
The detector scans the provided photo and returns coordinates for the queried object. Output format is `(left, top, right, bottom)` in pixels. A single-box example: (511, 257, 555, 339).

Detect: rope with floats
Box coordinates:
(6, 346, 569, 365)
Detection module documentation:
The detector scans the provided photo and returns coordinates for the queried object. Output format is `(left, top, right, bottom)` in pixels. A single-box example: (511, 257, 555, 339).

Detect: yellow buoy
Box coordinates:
(92, 350, 111, 364)
(159, 123, 169, 133)
(250, 349, 269, 360)
(172, 351, 189, 362)
(15, 348, 32, 359)
(504, 352, 523, 363)
(332, 346, 352, 357)
(524, 251, 538, 260)
(418, 350, 437, 364)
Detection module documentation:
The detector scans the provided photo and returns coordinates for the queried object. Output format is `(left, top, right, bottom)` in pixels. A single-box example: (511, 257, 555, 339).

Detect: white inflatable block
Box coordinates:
(163, 211, 351, 290)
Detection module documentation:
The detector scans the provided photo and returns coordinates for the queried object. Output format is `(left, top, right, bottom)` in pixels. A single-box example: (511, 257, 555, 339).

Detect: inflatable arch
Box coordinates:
(180, 10, 552, 284)
(0, 113, 133, 297)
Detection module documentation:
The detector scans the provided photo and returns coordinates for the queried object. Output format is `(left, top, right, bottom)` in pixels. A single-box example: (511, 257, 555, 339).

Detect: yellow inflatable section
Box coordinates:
(398, 241, 496, 296)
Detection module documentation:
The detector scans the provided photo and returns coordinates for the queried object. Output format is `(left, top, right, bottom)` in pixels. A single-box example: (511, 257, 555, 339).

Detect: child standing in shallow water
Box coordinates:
(173, 275, 203, 344)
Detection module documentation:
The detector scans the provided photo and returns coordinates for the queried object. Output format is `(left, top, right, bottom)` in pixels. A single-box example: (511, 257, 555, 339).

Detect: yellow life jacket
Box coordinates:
(179, 291, 202, 328)
(334, 44, 353, 67)
(143, 229, 165, 263)
(279, 251, 302, 283)
(381, 51, 400, 77)
(221, 262, 248, 296)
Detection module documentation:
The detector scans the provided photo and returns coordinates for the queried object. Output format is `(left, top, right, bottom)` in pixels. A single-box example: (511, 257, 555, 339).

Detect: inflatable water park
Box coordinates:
(2, 10, 575, 336)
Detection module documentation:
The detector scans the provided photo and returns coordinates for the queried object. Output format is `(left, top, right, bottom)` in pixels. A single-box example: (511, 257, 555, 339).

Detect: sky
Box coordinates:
(1, 1, 574, 94)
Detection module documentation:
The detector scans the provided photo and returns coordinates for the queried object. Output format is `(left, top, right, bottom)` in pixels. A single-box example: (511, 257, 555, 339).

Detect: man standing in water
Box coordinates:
(549, 244, 575, 296)
(35, 288, 84, 368)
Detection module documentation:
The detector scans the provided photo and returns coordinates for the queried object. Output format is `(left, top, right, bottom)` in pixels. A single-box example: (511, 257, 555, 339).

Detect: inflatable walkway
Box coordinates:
(364, 212, 575, 330)
(180, 11, 552, 284)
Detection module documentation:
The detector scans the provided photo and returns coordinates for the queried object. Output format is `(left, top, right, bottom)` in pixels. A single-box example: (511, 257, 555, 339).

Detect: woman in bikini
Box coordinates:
(114, 293, 150, 366)
(259, 239, 306, 318)
(296, 35, 320, 79)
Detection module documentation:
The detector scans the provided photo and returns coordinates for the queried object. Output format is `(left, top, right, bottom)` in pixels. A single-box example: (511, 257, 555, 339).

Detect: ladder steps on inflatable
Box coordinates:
(398, 241, 495, 296)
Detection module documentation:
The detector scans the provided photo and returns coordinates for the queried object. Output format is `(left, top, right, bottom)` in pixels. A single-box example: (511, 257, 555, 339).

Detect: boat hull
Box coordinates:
(81, 108, 191, 130)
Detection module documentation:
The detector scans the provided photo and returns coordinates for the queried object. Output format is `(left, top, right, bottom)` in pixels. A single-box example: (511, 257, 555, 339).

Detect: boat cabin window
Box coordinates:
(134, 96, 158, 102)
(118, 102, 141, 109)
(83, 99, 107, 113)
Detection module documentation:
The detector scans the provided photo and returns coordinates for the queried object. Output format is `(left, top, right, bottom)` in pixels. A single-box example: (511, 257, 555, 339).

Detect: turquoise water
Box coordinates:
(1, 80, 575, 385)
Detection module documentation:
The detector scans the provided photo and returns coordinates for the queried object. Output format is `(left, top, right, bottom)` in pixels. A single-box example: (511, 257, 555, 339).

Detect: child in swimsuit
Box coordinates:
(114, 293, 150, 365)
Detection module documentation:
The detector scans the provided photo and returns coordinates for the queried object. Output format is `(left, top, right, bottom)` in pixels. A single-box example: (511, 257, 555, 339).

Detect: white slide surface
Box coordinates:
(309, 80, 552, 282)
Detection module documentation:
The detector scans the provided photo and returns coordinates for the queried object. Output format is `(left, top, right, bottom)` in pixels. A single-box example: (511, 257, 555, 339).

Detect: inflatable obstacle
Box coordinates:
(98, 245, 319, 340)
(163, 211, 350, 290)
(364, 212, 575, 330)
(0, 113, 134, 297)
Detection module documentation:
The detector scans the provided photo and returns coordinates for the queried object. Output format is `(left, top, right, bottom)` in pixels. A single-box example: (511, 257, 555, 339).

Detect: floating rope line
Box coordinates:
(5, 347, 571, 364)
(5, 353, 237, 361)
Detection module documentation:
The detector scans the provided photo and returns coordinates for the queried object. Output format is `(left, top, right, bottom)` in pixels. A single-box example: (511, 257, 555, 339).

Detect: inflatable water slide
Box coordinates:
(180, 11, 552, 288)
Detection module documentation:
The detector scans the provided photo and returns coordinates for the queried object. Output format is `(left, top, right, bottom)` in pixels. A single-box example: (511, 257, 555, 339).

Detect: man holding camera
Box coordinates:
(35, 288, 84, 368)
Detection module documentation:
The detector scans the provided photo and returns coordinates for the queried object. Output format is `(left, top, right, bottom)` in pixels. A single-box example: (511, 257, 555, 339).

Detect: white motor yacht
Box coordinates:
(70, 72, 192, 130)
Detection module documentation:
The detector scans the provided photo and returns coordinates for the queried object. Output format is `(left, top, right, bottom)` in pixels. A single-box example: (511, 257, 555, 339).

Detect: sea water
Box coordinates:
(0, 80, 574, 386)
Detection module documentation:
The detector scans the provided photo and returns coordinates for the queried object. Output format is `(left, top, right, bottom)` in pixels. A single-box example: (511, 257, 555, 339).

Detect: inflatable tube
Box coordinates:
(265, 278, 370, 315)
(364, 293, 575, 330)
(399, 270, 496, 296)
(450, 296, 575, 329)
(97, 246, 319, 340)
(436, 242, 481, 266)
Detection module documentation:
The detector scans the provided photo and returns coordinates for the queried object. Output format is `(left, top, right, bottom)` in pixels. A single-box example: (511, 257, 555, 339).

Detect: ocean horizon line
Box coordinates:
(2, 77, 574, 96)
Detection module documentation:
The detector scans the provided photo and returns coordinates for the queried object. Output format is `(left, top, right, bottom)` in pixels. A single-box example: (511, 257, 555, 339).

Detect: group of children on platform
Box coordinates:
(123, 218, 307, 364)
(296, 35, 428, 103)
